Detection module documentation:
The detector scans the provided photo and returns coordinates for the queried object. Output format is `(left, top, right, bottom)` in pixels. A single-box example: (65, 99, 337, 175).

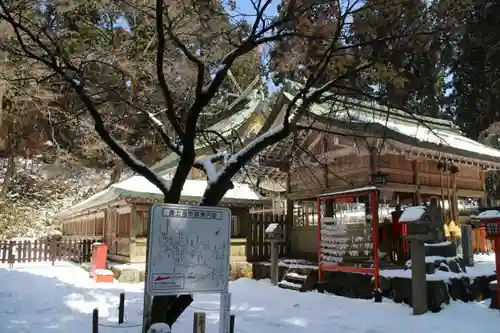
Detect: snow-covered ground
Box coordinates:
(1, 262, 499, 333)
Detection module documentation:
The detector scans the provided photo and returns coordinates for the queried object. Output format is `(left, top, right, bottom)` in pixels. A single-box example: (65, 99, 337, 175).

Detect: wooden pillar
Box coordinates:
(412, 160, 421, 205)
(323, 164, 334, 217)
(285, 169, 293, 256)
(321, 134, 333, 217)
(369, 147, 377, 175)
(479, 169, 489, 208)
(450, 166, 459, 226)
(130, 203, 137, 238)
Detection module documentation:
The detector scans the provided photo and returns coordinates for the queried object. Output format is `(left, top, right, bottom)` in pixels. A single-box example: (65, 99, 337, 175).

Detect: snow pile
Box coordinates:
(399, 206, 427, 222)
(0, 158, 132, 239)
(381, 261, 495, 281)
(475, 253, 496, 263)
(1, 262, 500, 333)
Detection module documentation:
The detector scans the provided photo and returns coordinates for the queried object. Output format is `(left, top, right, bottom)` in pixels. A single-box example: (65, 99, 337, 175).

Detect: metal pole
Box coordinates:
(92, 308, 99, 333)
(118, 292, 125, 324)
(142, 207, 155, 333)
(219, 292, 231, 333)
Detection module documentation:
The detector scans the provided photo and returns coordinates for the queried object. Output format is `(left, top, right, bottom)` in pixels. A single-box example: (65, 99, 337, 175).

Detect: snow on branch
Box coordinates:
(200, 124, 289, 205)
(145, 111, 183, 154)
(195, 151, 227, 183)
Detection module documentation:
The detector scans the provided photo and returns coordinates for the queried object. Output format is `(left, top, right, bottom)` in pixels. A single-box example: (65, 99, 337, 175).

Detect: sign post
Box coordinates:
(141, 204, 231, 333)
(219, 292, 231, 333)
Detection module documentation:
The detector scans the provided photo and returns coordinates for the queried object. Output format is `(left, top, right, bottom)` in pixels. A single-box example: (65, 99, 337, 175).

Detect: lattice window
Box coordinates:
(293, 202, 319, 227)
(293, 205, 306, 227)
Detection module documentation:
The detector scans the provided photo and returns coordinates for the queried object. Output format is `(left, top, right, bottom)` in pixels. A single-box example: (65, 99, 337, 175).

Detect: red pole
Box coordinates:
(317, 198, 322, 281)
(371, 192, 380, 292)
(495, 238, 500, 310)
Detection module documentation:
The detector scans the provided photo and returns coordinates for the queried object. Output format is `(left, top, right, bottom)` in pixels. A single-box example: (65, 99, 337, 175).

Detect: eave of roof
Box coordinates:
(53, 176, 272, 220)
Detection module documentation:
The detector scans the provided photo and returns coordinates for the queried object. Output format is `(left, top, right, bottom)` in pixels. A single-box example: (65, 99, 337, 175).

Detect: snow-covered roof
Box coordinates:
(53, 175, 269, 220)
(279, 89, 500, 165)
(151, 90, 266, 173)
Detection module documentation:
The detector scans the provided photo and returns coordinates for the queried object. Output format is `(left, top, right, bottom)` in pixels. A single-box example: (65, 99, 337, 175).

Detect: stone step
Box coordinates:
(278, 280, 303, 291)
(278, 270, 318, 292)
(284, 272, 309, 283)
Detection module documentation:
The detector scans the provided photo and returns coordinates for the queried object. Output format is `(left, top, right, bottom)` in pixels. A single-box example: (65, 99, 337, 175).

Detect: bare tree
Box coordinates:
(0, 0, 446, 329)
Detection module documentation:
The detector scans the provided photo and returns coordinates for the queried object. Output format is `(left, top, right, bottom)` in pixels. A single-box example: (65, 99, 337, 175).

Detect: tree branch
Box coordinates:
(155, 0, 185, 141)
(163, 11, 205, 99)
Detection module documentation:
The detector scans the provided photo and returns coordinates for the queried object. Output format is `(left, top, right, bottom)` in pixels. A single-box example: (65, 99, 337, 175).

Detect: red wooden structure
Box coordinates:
(472, 211, 500, 310)
(316, 187, 380, 292)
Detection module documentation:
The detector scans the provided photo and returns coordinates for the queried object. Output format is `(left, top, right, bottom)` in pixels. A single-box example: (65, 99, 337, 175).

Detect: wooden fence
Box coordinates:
(246, 214, 288, 262)
(0, 237, 102, 264)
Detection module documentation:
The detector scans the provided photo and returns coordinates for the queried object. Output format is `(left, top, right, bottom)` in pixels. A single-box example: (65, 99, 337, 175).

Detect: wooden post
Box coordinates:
(92, 308, 99, 333)
(50, 236, 57, 266)
(193, 312, 206, 333)
(131, 204, 139, 238)
(8, 240, 15, 268)
(412, 160, 421, 205)
(285, 167, 293, 255)
(479, 169, 488, 208)
(323, 164, 333, 217)
(118, 292, 125, 324)
(270, 239, 279, 286)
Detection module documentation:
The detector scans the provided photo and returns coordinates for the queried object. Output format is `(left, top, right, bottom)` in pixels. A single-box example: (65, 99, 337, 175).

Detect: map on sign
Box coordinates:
(145, 204, 231, 296)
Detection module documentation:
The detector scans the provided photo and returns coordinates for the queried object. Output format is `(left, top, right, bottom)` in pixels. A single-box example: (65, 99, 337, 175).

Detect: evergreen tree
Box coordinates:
(452, 0, 500, 139)
(271, 0, 466, 116)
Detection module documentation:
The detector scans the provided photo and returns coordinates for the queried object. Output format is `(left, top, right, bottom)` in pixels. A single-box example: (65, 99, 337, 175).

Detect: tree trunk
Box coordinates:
(0, 88, 3, 131)
(148, 153, 198, 330)
(1, 155, 15, 199)
(150, 181, 235, 327)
